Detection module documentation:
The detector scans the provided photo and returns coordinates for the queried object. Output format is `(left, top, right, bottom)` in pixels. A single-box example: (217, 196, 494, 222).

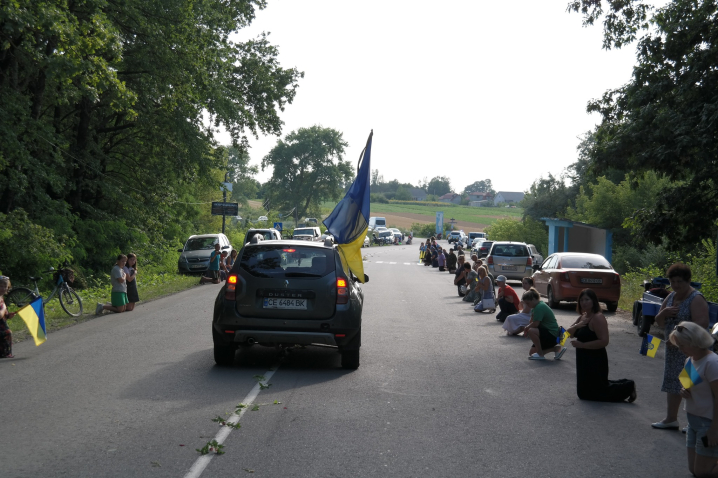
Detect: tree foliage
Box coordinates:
(0, 0, 301, 276)
(427, 176, 452, 196)
(261, 126, 353, 219)
(485, 217, 549, 257)
(521, 174, 574, 222)
(569, 0, 718, 248)
(462, 180, 495, 196)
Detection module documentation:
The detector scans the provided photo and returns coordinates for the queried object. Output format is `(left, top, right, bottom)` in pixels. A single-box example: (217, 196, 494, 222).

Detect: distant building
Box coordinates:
(468, 191, 494, 202)
(439, 193, 461, 204)
(411, 188, 428, 201)
(493, 191, 525, 206)
(469, 200, 492, 207)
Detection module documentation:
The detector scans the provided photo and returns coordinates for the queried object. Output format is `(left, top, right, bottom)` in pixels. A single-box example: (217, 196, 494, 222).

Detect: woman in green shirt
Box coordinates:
(522, 289, 567, 361)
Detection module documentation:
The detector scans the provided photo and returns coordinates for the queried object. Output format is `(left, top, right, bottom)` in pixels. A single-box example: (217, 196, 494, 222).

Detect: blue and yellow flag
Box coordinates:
(639, 334, 661, 358)
(557, 326, 570, 346)
(323, 131, 372, 283)
(679, 358, 703, 389)
(17, 296, 47, 346)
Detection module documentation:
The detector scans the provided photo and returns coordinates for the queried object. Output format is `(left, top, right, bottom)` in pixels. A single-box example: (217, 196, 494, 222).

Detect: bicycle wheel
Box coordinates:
(59, 287, 83, 317)
(5, 287, 37, 312)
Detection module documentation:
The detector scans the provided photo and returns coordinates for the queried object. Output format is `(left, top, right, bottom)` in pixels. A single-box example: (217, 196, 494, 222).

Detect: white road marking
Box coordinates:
(184, 366, 279, 478)
(403, 263, 410, 265)
(376, 261, 384, 264)
(389, 262, 396, 264)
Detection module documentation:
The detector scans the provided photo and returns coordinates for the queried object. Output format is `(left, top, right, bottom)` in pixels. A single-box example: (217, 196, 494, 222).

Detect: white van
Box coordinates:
(368, 217, 386, 231)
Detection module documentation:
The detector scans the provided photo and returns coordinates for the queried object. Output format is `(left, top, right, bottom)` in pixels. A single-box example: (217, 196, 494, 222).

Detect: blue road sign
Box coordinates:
(274, 222, 283, 231)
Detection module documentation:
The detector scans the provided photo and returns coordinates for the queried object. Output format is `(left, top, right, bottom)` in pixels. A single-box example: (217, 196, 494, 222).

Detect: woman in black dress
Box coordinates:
(568, 288, 636, 402)
(124, 253, 140, 311)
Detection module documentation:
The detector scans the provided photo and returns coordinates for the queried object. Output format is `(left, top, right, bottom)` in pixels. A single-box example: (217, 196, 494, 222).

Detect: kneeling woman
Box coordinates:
(568, 289, 636, 402)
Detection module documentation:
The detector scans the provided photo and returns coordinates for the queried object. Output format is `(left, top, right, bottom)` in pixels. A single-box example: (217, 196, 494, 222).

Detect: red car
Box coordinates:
(531, 252, 621, 312)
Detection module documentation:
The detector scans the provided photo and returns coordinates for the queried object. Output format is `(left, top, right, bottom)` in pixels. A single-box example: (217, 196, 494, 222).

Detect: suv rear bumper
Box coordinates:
(234, 330, 337, 346)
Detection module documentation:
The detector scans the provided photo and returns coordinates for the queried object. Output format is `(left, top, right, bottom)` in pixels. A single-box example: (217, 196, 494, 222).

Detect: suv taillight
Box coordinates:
(613, 274, 620, 284)
(336, 277, 349, 304)
(526, 257, 533, 266)
(487, 255, 493, 265)
(225, 274, 238, 300)
(560, 272, 570, 282)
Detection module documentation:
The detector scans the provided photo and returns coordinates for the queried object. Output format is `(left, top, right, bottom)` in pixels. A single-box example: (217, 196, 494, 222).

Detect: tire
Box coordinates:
(5, 287, 37, 310)
(59, 287, 83, 317)
(547, 286, 560, 309)
(212, 327, 236, 366)
(632, 301, 642, 325)
(606, 301, 618, 313)
(341, 349, 360, 370)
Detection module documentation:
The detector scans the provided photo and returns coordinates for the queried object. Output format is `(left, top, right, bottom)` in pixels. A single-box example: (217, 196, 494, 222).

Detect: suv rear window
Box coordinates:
(491, 244, 529, 256)
(560, 255, 612, 269)
(293, 228, 316, 236)
(184, 237, 217, 251)
(240, 245, 335, 278)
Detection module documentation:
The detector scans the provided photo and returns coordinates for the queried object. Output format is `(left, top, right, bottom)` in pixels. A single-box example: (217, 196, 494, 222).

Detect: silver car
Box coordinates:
(177, 233, 232, 273)
(486, 241, 533, 281)
(212, 240, 365, 369)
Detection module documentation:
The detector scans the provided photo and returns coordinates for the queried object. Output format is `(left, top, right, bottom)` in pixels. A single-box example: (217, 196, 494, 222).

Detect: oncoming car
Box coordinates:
(531, 252, 621, 311)
(212, 240, 366, 369)
(178, 233, 232, 273)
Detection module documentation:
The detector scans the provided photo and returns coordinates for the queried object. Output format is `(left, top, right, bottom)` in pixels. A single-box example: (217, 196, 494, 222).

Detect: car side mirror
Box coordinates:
(177, 249, 183, 253)
(533, 265, 541, 271)
(364, 274, 369, 283)
(222, 245, 230, 250)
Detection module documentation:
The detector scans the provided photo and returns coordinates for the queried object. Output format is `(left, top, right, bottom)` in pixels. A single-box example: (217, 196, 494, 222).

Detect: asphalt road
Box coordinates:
(2, 241, 689, 477)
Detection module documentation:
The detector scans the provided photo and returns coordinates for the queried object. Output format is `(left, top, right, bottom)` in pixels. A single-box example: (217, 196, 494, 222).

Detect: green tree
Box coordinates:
(463, 179, 495, 196)
(521, 174, 574, 222)
(569, 0, 718, 247)
(427, 176, 452, 196)
(394, 185, 412, 201)
(485, 217, 549, 257)
(262, 126, 354, 218)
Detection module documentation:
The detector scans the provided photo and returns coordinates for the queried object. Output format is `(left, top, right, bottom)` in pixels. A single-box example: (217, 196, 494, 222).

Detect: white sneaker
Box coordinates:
(95, 303, 104, 315)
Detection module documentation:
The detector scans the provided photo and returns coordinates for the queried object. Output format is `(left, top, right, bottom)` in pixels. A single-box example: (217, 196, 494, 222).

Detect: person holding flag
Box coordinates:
(0, 275, 16, 358)
(568, 289, 636, 402)
(671, 321, 718, 477)
(322, 130, 372, 285)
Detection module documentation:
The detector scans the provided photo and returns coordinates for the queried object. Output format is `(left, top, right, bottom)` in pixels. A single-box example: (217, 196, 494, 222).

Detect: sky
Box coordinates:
(224, 0, 663, 195)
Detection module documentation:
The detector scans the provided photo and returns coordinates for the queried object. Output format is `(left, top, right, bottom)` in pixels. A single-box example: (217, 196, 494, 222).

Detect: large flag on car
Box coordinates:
(17, 296, 47, 346)
(323, 130, 372, 283)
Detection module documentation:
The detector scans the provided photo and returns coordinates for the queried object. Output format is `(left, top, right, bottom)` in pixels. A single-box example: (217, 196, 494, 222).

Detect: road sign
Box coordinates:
(273, 222, 283, 231)
(211, 202, 239, 216)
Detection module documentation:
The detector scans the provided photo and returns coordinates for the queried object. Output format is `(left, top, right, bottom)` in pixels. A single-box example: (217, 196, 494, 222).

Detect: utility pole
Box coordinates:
(222, 172, 229, 234)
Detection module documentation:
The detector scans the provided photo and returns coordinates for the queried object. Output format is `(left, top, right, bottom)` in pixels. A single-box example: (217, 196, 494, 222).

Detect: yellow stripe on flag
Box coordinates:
(338, 226, 367, 283)
(646, 335, 661, 358)
(17, 297, 47, 346)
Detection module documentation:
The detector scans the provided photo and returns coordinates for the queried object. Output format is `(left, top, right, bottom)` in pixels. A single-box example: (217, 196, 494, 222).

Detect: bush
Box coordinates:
(370, 193, 388, 203)
(484, 217, 548, 256)
(411, 222, 439, 238)
(388, 200, 457, 207)
(612, 243, 669, 275)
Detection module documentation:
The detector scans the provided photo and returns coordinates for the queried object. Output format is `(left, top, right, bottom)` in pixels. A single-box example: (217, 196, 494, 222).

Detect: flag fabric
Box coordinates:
(17, 296, 46, 346)
(679, 358, 703, 389)
(557, 326, 570, 346)
(639, 334, 661, 358)
(323, 131, 372, 283)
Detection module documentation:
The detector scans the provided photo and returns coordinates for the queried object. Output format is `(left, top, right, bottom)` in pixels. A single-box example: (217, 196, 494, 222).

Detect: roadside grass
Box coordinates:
(369, 202, 523, 224)
(6, 272, 198, 344)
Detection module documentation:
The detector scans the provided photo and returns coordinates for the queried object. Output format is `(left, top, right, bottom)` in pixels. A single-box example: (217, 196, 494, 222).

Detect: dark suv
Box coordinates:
(212, 240, 365, 369)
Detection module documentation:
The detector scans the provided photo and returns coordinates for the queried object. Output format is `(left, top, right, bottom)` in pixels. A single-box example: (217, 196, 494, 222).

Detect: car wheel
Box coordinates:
(632, 301, 642, 325)
(606, 301, 618, 312)
(547, 286, 559, 309)
(341, 349, 360, 370)
(212, 327, 236, 366)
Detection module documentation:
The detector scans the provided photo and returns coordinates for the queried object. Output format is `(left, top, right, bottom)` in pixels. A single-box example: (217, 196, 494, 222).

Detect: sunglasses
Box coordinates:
(674, 325, 686, 332)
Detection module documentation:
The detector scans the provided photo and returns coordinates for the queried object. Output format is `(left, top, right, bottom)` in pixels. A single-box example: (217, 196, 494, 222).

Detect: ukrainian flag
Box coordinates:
(17, 296, 47, 346)
(679, 358, 703, 389)
(557, 326, 570, 346)
(323, 131, 372, 283)
(639, 334, 661, 358)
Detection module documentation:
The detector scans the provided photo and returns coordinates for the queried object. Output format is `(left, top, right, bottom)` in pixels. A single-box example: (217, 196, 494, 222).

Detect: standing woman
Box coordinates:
(227, 249, 238, 269)
(568, 289, 636, 402)
(653, 263, 709, 430)
(0, 276, 16, 358)
(124, 253, 140, 312)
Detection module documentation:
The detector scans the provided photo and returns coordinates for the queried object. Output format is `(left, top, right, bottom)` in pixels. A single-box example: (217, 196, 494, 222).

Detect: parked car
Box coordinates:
(477, 241, 494, 257)
(213, 240, 365, 369)
(486, 242, 533, 281)
(527, 244, 544, 269)
(305, 217, 319, 225)
(447, 230, 466, 244)
(258, 216, 268, 222)
(531, 252, 621, 311)
(292, 227, 322, 241)
(244, 228, 282, 244)
(178, 233, 232, 273)
(376, 230, 394, 244)
(471, 238, 485, 252)
(389, 228, 403, 242)
(468, 232, 487, 244)
(363, 235, 370, 247)
(368, 217, 386, 231)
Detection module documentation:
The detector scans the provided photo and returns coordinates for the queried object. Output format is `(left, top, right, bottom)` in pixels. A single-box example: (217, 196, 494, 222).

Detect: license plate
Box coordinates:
(191, 265, 204, 269)
(581, 278, 603, 284)
(502, 265, 517, 271)
(263, 298, 307, 310)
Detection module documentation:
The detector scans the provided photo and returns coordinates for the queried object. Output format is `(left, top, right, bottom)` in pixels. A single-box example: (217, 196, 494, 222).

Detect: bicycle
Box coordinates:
(4, 267, 83, 317)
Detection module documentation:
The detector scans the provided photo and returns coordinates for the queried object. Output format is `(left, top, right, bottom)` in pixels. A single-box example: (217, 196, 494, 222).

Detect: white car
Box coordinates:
(258, 216, 268, 221)
(389, 228, 403, 241)
(363, 235, 370, 247)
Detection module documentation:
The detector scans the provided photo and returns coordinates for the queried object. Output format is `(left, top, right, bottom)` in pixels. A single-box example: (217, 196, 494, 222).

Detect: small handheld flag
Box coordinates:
(639, 334, 661, 358)
(17, 296, 47, 346)
(679, 359, 703, 389)
(557, 326, 570, 346)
